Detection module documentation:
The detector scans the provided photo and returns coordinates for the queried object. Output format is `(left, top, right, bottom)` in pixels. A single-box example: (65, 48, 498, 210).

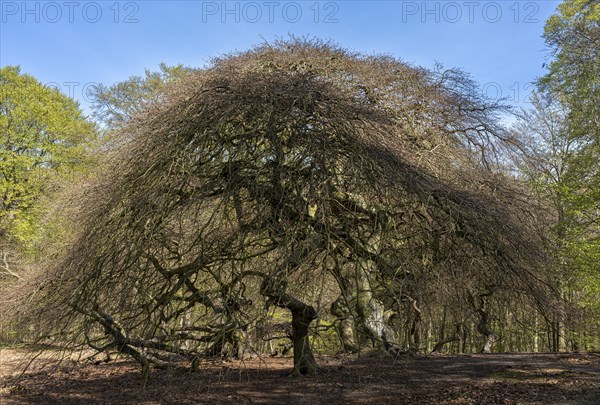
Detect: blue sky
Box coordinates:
(1, 1, 560, 115)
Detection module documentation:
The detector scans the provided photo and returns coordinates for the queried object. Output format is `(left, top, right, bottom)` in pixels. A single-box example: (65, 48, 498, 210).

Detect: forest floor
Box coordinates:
(1, 347, 599, 405)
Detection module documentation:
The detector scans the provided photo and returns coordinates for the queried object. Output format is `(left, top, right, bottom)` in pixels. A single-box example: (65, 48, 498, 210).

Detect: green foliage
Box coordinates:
(540, 0, 600, 229)
(541, 0, 600, 144)
(539, 0, 600, 296)
(89, 63, 193, 128)
(0, 66, 97, 245)
(516, 90, 600, 345)
(310, 319, 340, 354)
(511, 1, 600, 349)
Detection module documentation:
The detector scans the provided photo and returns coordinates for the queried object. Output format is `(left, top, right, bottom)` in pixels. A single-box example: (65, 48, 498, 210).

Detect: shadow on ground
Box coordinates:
(1, 351, 599, 404)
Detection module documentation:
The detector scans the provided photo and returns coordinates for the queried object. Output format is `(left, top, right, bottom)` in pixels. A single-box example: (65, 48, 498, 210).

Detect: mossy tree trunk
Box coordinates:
(469, 289, 496, 353)
(354, 257, 397, 350)
(330, 281, 359, 352)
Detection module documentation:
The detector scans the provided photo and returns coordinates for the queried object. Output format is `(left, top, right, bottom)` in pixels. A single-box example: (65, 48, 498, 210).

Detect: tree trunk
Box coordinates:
(330, 295, 359, 352)
(433, 322, 462, 353)
(261, 275, 318, 375)
(290, 304, 318, 375)
(338, 318, 358, 351)
(355, 258, 397, 349)
(533, 313, 538, 352)
(406, 296, 422, 352)
(468, 289, 496, 353)
(478, 313, 495, 353)
(552, 318, 561, 352)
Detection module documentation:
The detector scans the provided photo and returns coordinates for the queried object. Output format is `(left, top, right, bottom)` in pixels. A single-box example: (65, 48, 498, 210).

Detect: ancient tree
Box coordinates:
(20, 40, 549, 378)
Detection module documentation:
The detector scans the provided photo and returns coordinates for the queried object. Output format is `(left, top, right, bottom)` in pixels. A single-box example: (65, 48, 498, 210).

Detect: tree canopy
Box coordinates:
(18, 40, 552, 378)
(541, 0, 599, 145)
(0, 66, 97, 248)
(89, 63, 193, 129)
(508, 0, 600, 350)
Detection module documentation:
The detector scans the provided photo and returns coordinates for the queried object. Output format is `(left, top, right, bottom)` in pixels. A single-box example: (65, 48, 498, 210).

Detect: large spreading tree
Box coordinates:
(20, 40, 551, 379)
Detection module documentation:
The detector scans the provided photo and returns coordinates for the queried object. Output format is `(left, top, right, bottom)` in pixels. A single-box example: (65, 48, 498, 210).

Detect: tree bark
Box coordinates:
(468, 289, 496, 353)
(261, 275, 318, 375)
(406, 295, 422, 352)
(330, 294, 359, 352)
(432, 335, 460, 353)
(477, 312, 495, 353)
(290, 303, 318, 375)
(355, 258, 397, 350)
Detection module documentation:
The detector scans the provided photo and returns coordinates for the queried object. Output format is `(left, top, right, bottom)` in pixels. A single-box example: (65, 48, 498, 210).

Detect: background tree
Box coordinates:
(0, 66, 97, 343)
(541, 0, 599, 146)
(0, 66, 97, 255)
(507, 0, 600, 351)
(540, 0, 599, 250)
(513, 98, 600, 351)
(89, 63, 193, 129)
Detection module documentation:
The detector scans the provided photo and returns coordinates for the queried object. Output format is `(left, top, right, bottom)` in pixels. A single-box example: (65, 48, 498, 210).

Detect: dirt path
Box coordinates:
(1, 349, 599, 404)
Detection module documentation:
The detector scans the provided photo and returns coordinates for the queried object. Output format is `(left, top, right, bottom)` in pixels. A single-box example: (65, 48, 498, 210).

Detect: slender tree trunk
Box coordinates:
(552, 318, 560, 352)
(407, 296, 422, 352)
(426, 318, 432, 353)
(533, 314, 539, 352)
(461, 323, 468, 353)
